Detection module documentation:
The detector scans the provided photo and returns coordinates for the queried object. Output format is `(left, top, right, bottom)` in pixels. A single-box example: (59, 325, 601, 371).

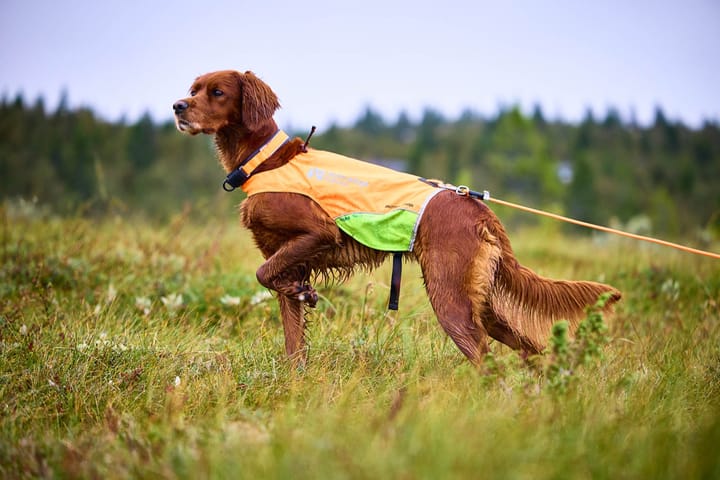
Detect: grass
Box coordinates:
(1, 203, 719, 479)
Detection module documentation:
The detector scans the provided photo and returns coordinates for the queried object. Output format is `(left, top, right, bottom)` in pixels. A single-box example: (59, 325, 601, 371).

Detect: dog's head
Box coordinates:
(173, 70, 280, 135)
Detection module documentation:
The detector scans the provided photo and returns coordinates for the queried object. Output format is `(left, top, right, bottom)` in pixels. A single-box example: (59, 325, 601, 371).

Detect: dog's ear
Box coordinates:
(238, 71, 280, 131)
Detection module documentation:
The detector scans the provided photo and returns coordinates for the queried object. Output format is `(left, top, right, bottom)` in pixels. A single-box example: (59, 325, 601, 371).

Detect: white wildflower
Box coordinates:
(250, 290, 272, 306)
(107, 283, 118, 303)
(220, 294, 241, 306)
(76, 342, 89, 352)
(19, 324, 28, 335)
(95, 332, 110, 348)
(661, 278, 680, 302)
(161, 293, 184, 311)
(174, 376, 181, 387)
(135, 296, 152, 315)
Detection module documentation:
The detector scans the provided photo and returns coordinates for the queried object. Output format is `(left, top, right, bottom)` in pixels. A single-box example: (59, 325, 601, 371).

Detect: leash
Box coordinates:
(421, 179, 720, 260)
(487, 196, 720, 259)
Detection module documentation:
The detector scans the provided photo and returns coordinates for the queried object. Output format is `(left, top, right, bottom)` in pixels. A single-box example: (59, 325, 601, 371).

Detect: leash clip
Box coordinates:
(455, 185, 470, 196)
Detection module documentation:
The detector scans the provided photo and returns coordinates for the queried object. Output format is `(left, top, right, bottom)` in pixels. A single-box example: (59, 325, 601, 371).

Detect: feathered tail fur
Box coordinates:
(489, 227, 621, 353)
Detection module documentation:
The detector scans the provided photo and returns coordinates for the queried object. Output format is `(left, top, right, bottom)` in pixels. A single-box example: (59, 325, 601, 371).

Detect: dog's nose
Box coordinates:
(173, 100, 189, 114)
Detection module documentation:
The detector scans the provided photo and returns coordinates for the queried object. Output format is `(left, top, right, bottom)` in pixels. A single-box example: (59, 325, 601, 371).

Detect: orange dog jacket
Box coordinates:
(242, 142, 441, 252)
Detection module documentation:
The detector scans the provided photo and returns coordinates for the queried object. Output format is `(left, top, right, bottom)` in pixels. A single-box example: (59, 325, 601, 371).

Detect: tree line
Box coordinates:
(1, 93, 719, 238)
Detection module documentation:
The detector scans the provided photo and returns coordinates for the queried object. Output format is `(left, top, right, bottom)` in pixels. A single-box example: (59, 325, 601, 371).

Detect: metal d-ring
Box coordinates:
(222, 180, 236, 192)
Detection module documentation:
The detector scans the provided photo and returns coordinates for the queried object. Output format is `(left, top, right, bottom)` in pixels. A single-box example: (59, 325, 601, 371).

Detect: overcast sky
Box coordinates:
(2, 0, 718, 130)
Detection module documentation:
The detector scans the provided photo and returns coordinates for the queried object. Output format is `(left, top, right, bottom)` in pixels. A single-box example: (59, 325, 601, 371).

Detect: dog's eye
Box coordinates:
(212, 89, 224, 97)
(189, 90, 197, 97)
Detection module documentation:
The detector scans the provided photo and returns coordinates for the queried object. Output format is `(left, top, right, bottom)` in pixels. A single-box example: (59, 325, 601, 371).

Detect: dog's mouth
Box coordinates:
(175, 117, 199, 134)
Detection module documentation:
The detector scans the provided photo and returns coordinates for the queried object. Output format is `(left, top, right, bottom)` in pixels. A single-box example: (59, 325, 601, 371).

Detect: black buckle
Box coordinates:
(222, 168, 250, 192)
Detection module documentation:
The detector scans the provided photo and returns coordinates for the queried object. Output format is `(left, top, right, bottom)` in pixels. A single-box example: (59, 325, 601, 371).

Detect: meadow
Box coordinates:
(1, 201, 719, 479)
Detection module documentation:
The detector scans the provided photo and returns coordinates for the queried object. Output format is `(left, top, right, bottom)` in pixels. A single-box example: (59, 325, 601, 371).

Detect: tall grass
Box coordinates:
(1, 203, 719, 479)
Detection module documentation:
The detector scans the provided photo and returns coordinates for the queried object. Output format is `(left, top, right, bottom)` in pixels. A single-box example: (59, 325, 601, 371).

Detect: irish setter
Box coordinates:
(173, 69, 621, 366)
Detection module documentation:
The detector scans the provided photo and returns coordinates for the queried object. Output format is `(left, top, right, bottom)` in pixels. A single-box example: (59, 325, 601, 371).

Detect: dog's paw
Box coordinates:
(297, 289, 318, 308)
(286, 281, 319, 307)
(294, 283, 318, 308)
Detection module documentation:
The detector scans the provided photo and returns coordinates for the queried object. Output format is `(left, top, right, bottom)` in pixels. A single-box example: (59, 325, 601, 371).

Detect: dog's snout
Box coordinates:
(173, 100, 189, 114)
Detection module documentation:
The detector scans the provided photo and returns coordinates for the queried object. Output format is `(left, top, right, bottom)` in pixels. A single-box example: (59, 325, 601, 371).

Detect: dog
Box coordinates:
(173, 69, 621, 366)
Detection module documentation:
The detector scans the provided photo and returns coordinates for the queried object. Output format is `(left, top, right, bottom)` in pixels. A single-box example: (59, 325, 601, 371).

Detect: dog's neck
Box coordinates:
(214, 121, 305, 176)
(214, 122, 280, 173)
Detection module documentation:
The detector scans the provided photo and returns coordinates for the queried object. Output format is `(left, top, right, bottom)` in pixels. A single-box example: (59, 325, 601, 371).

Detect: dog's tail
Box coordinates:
(488, 223, 621, 353)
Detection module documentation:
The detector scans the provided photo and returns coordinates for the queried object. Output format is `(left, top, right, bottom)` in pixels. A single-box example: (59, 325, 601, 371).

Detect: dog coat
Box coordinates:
(241, 147, 441, 252)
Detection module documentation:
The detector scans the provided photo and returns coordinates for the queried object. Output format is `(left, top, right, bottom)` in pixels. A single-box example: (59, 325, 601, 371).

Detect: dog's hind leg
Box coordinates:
(415, 193, 510, 364)
(482, 309, 543, 355)
(278, 294, 307, 366)
(428, 291, 490, 365)
(417, 244, 492, 365)
(466, 226, 544, 355)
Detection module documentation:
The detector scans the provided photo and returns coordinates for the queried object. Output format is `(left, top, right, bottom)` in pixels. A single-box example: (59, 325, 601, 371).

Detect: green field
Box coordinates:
(2, 204, 719, 479)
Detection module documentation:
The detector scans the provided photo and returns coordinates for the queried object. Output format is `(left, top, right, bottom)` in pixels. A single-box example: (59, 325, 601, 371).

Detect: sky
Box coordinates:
(2, 0, 719, 130)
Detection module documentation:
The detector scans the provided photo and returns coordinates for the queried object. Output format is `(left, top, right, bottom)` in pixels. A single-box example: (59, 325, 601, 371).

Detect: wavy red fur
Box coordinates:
(173, 70, 621, 366)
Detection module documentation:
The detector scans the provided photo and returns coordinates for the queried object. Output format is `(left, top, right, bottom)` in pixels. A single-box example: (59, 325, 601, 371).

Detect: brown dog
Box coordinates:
(173, 69, 621, 366)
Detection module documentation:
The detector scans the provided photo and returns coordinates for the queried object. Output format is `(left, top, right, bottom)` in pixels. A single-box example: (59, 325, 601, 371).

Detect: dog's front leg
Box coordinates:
(255, 232, 335, 306)
(256, 232, 336, 366)
(278, 294, 307, 366)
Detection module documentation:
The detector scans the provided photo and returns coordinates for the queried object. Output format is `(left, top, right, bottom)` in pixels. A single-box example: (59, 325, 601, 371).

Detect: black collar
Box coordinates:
(222, 130, 290, 191)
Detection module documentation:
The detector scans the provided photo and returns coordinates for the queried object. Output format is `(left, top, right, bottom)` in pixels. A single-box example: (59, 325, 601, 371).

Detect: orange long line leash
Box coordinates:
(485, 195, 720, 260)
